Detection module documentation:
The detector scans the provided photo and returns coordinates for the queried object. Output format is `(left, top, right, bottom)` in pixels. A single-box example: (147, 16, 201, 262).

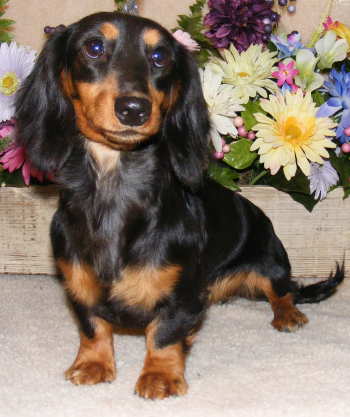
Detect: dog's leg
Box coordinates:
(65, 316, 116, 385)
(244, 272, 309, 332)
(135, 320, 189, 399)
(57, 259, 116, 384)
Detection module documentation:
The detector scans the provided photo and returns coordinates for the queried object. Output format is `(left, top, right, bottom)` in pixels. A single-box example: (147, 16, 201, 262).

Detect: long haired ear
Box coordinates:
(163, 47, 210, 191)
(15, 28, 75, 173)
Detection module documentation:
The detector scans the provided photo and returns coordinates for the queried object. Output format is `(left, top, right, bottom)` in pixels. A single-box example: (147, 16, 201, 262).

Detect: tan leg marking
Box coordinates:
(135, 321, 188, 399)
(57, 259, 101, 307)
(247, 274, 309, 332)
(267, 292, 309, 332)
(208, 271, 308, 331)
(65, 317, 116, 385)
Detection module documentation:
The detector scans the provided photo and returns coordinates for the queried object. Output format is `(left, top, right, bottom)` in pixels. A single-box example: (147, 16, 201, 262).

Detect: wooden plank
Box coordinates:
(0, 186, 349, 277)
(0, 186, 57, 275)
(240, 187, 349, 278)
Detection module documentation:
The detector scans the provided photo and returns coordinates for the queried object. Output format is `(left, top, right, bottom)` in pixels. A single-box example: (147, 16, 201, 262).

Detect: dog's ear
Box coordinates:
(15, 28, 75, 173)
(163, 47, 210, 191)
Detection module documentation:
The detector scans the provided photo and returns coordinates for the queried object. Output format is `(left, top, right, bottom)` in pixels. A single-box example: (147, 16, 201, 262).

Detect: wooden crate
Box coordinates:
(0, 186, 348, 277)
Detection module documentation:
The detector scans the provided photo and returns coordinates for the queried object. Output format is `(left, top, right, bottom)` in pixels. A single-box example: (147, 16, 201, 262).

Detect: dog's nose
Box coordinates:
(115, 97, 151, 126)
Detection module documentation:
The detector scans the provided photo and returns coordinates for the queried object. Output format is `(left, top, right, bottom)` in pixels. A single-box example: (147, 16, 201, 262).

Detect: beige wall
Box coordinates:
(5, 0, 350, 52)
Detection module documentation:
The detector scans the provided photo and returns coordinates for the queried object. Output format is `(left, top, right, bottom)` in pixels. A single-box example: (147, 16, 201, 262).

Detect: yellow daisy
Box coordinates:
(251, 90, 336, 180)
(210, 44, 279, 104)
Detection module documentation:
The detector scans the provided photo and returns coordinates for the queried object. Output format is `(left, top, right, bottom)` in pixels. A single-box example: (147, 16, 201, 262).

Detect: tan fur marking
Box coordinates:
(143, 28, 161, 47)
(100, 22, 119, 40)
(57, 259, 101, 307)
(264, 286, 309, 332)
(87, 141, 120, 173)
(208, 271, 308, 331)
(111, 265, 181, 310)
(208, 272, 247, 304)
(135, 320, 188, 399)
(60, 70, 76, 98)
(62, 72, 162, 148)
(74, 76, 120, 141)
(65, 317, 116, 385)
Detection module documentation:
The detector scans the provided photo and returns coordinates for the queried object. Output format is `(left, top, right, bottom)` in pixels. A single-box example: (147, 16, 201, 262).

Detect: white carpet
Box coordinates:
(1, 274, 350, 417)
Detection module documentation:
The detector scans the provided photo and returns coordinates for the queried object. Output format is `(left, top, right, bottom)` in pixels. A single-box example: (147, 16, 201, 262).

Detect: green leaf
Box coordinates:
(223, 139, 258, 170)
(241, 101, 264, 131)
(312, 90, 326, 107)
(330, 152, 350, 199)
(189, 0, 206, 14)
(0, 31, 12, 42)
(0, 168, 25, 186)
(0, 137, 13, 153)
(0, 18, 14, 27)
(258, 169, 319, 211)
(208, 161, 240, 192)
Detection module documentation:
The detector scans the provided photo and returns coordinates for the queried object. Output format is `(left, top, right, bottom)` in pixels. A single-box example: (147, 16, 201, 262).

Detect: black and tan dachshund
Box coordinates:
(16, 12, 344, 399)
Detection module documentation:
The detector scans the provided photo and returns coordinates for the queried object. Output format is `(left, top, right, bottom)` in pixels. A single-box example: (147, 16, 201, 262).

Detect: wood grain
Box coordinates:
(0, 186, 348, 277)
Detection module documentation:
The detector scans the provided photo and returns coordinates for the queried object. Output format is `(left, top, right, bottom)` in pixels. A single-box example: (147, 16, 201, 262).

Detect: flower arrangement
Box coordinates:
(173, 0, 350, 210)
(0, 0, 350, 211)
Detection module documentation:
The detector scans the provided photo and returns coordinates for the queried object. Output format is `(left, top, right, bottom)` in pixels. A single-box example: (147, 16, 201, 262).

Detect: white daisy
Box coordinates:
(0, 42, 36, 122)
(199, 64, 244, 152)
(210, 44, 279, 104)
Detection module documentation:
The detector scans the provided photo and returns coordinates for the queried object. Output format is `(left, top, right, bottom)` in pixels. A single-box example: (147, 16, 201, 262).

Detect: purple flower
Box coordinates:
(308, 161, 339, 200)
(204, 0, 279, 52)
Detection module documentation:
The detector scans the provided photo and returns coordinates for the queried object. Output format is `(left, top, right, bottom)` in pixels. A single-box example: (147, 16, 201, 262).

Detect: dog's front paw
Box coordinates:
(65, 361, 116, 385)
(272, 307, 309, 332)
(135, 372, 188, 400)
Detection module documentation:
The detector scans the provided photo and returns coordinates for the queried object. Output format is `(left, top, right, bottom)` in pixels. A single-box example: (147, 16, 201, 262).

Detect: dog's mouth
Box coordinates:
(102, 128, 152, 147)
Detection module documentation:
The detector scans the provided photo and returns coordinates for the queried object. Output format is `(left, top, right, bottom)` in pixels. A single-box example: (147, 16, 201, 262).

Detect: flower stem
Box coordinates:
(250, 170, 268, 185)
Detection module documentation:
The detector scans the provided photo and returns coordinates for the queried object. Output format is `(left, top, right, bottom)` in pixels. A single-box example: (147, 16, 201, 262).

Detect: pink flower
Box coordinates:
(0, 124, 14, 138)
(172, 30, 200, 52)
(272, 61, 299, 87)
(323, 16, 336, 31)
(0, 143, 44, 185)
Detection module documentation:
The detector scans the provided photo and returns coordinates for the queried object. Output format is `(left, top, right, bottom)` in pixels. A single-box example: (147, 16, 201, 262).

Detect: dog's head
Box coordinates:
(16, 12, 210, 189)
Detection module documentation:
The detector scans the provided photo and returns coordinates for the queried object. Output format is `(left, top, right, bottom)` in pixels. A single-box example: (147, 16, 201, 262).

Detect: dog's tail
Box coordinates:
(292, 262, 345, 304)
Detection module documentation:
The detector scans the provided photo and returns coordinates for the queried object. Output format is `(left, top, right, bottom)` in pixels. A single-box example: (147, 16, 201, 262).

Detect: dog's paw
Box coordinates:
(65, 361, 116, 385)
(135, 372, 188, 400)
(272, 307, 309, 332)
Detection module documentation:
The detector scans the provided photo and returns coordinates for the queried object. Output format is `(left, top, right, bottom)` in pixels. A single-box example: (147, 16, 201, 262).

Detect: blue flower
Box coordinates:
(317, 65, 350, 143)
(308, 161, 339, 200)
(270, 31, 304, 58)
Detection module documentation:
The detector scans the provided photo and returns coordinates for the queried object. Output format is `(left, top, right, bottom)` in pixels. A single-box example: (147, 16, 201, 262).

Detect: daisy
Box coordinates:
(199, 64, 244, 152)
(251, 90, 337, 180)
(0, 42, 36, 122)
(308, 161, 339, 200)
(210, 44, 278, 104)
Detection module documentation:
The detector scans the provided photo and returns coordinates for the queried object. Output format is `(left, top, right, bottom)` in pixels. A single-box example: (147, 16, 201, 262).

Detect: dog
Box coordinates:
(16, 11, 344, 399)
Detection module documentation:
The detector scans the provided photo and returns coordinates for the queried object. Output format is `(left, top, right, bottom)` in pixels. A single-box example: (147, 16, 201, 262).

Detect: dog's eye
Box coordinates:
(151, 47, 171, 68)
(83, 39, 105, 59)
